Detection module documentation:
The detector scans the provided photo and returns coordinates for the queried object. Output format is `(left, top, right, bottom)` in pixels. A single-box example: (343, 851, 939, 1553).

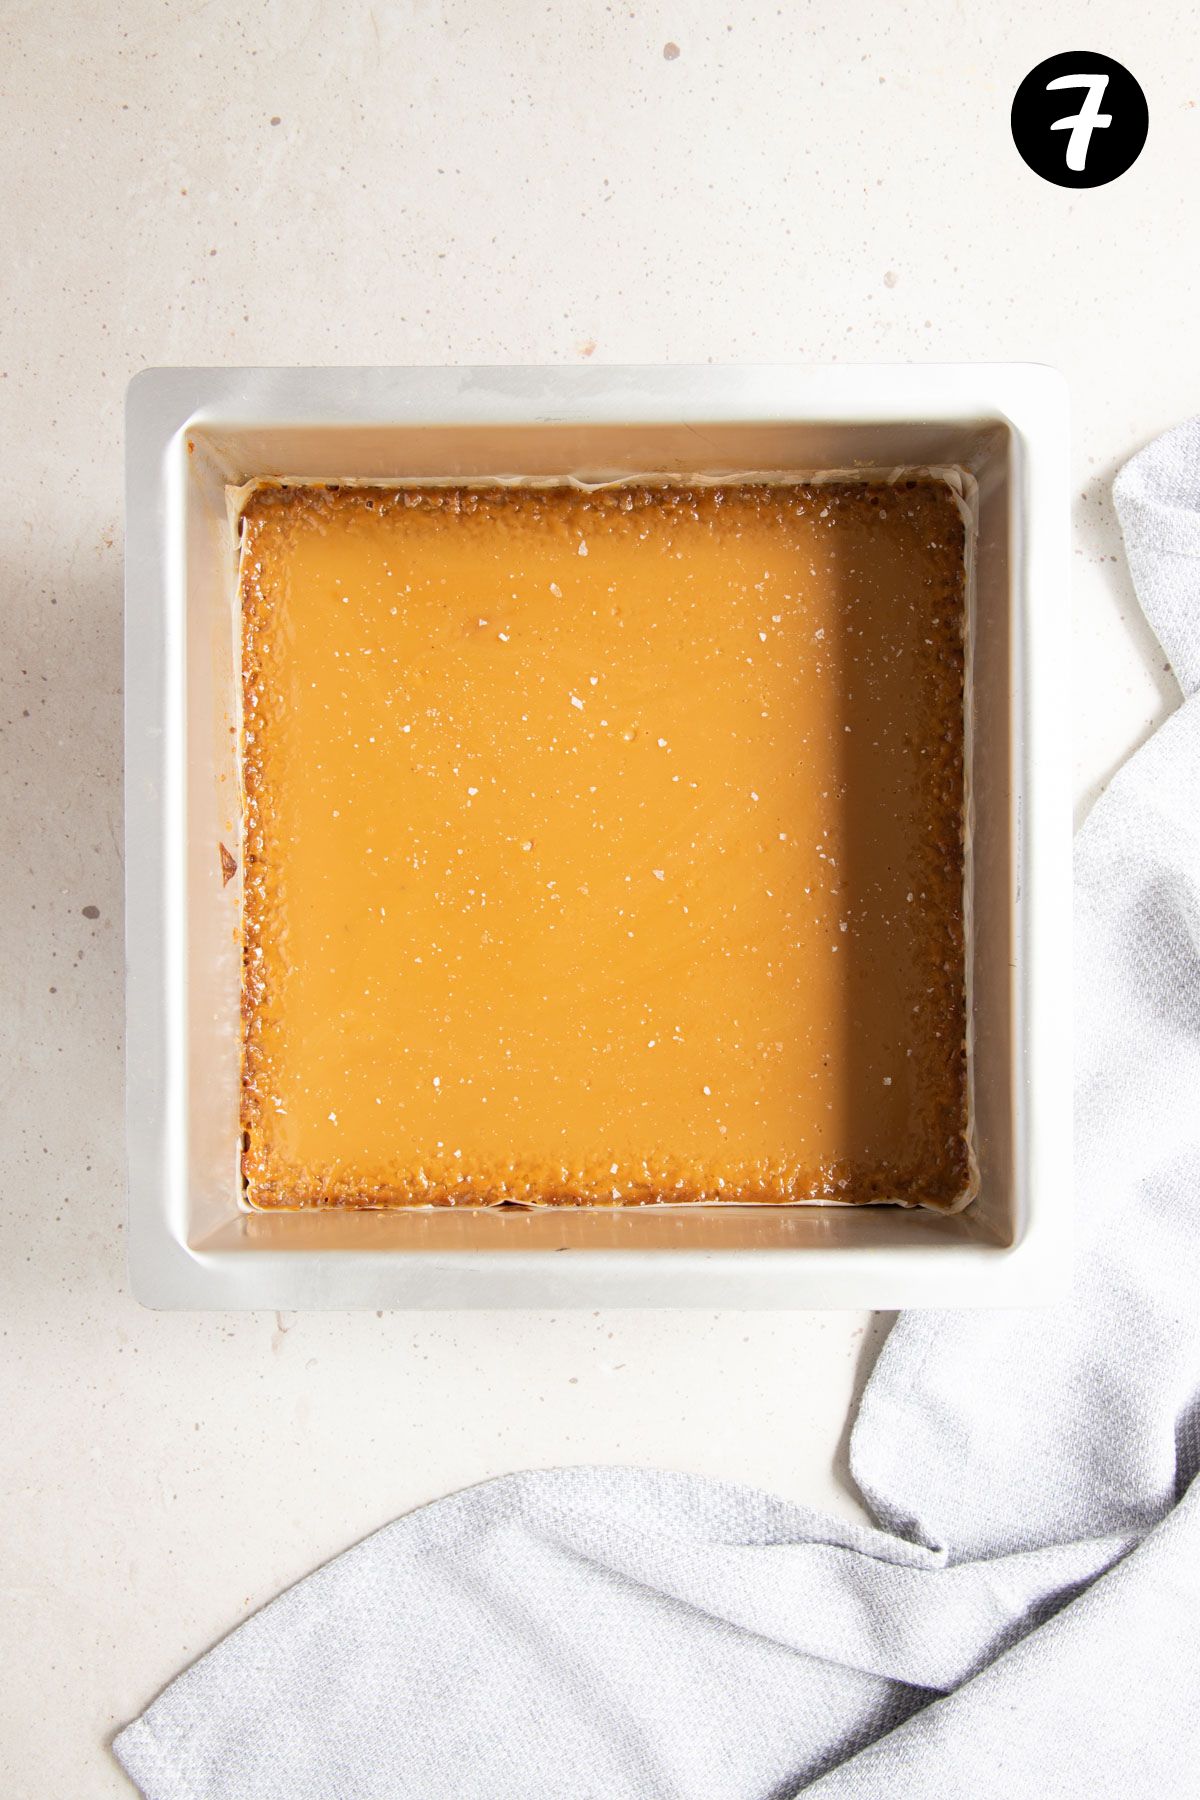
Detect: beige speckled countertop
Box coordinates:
(1, 2, 1196, 1793)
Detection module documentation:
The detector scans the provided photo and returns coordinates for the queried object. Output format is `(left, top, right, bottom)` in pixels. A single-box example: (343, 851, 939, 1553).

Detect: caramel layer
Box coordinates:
(240, 481, 968, 1209)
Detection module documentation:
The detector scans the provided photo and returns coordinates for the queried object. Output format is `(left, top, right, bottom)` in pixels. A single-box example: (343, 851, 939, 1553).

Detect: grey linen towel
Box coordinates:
(116, 422, 1200, 1800)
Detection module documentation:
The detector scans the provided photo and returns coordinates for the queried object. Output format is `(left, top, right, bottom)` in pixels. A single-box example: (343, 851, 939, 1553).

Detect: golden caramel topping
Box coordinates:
(240, 481, 967, 1209)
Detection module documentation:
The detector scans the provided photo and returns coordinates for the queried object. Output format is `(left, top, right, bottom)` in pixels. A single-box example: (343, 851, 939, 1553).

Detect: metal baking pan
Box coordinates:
(125, 365, 1070, 1308)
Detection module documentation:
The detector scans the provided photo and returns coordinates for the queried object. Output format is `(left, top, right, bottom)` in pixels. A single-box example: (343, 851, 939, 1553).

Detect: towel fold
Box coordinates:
(116, 421, 1200, 1800)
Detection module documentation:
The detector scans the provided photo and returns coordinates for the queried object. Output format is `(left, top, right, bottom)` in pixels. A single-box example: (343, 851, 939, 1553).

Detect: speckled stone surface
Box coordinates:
(0, 3, 1195, 1794)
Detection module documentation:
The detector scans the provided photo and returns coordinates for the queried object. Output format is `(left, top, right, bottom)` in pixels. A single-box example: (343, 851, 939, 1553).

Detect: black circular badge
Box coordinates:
(1011, 52, 1147, 188)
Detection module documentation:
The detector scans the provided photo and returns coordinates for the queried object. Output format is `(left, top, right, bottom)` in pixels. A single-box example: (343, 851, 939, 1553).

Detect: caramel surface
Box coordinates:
(240, 481, 968, 1209)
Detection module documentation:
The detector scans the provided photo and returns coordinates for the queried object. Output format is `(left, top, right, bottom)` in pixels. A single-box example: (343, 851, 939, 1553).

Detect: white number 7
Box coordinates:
(1046, 73, 1112, 172)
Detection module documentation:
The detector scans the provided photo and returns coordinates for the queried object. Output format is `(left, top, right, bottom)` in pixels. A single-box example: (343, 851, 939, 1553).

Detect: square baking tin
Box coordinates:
(125, 365, 1070, 1308)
